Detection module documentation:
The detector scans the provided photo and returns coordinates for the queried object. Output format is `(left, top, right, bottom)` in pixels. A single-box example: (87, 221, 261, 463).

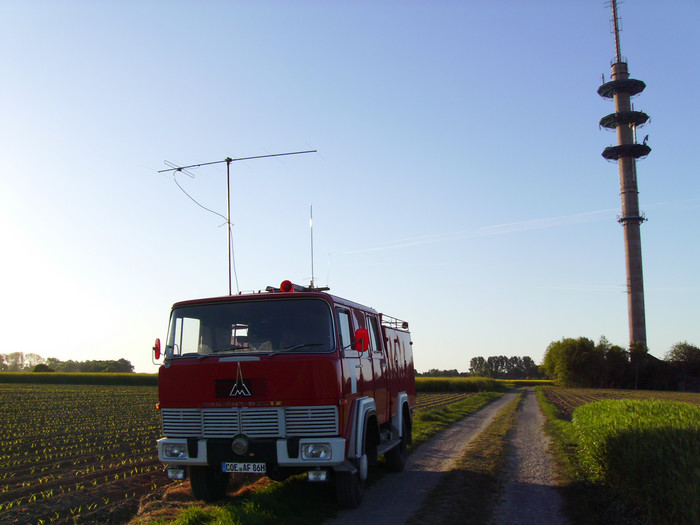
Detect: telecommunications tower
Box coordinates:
(598, 0, 650, 349)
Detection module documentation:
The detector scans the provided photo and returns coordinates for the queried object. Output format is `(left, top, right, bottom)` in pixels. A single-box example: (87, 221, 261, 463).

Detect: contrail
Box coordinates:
(341, 197, 700, 255)
(342, 208, 616, 255)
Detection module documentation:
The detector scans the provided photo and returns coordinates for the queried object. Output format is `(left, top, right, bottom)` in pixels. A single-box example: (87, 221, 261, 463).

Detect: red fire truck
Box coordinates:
(154, 280, 416, 508)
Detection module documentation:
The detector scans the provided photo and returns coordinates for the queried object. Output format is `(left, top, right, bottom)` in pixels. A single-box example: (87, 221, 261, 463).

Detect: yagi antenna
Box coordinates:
(163, 160, 196, 178)
(159, 149, 317, 295)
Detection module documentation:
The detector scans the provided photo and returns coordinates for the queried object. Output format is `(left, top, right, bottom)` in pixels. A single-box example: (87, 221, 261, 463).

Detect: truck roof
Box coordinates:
(171, 284, 379, 316)
(170, 281, 408, 330)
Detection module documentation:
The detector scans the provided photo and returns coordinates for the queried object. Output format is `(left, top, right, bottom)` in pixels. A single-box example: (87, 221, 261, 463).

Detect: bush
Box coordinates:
(543, 337, 606, 387)
(573, 399, 700, 524)
(32, 364, 55, 373)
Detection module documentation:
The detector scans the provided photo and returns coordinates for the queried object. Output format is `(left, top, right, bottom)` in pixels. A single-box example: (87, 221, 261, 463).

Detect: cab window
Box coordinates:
(366, 315, 381, 353)
(337, 309, 352, 349)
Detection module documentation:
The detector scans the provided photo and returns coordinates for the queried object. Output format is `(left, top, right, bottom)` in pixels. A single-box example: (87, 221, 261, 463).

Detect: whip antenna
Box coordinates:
(310, 204, 314, 289)
(160, 149, 317, 295)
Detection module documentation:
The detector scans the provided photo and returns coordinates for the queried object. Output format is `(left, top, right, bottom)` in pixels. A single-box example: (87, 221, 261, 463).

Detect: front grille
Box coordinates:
(240, 407, 283, 437)
(202, 408, 240, 437)
(286, 406, 339, 436)
(161, 406, 338, 438)
(161, 408, 202, 437)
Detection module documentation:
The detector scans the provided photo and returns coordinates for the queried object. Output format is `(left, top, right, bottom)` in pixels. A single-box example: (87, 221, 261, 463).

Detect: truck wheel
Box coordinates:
(189, 465, 230, 501)
(335, 454, 367, 508)
(335, 429, 368, 509)
(385, 418, 409, 472)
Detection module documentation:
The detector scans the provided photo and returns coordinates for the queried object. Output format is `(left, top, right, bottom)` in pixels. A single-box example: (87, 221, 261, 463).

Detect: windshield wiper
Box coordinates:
(282, 343, 325, 352)
(267, 343, 325, 356)
(213, 345, 249, 353)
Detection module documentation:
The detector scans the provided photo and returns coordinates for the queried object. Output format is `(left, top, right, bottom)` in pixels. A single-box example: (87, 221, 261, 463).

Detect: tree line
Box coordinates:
(468, 355, 542, 379)
(416, 355, 543, 379)
(0, 352, 134, 373)
(416, 338, 699, 392)
(542, 337, 700, 391)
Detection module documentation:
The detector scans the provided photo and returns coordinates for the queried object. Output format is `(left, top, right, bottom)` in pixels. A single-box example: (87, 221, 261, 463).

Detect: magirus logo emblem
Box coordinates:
(229, 362, 251, 397)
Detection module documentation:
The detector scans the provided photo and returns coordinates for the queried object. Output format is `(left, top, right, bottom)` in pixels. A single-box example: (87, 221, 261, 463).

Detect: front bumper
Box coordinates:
(157, 436, 346, 468)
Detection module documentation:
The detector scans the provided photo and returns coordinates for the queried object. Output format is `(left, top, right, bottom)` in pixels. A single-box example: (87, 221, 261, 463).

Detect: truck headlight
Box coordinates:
(163, 442, 188, 459)
(301, 443, 332, 460)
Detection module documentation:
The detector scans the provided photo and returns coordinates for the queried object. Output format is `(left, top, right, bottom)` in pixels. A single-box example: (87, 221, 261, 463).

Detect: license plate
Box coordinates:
(221, 462, 266, 473)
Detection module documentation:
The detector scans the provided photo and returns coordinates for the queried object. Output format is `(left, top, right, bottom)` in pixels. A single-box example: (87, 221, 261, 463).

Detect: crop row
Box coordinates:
(415, 392, 475, 412)
(541, 386, 700, 420)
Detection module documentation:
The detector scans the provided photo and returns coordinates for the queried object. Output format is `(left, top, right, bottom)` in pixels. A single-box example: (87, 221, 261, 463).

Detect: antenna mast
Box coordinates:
(309, 204, 314, 289)
(160, 149, 317, 295)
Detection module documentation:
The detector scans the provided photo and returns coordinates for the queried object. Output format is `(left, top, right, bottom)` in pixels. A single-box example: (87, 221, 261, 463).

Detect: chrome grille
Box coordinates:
(202, 408, 240, 438)
(286, 406, 338, 436)
(161, 406, 338, 438)
(240, 407, 283, 437)
(161, 408, 202, 437)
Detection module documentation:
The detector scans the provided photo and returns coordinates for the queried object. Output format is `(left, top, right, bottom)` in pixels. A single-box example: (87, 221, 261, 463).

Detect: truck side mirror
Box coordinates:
(153, 338, 161, 360)
(354, 328, 369, 353)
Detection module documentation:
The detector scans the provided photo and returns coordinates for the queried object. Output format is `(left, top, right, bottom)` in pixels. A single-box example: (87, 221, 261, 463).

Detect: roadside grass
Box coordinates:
(410, 391, 504, 450)
(534, 387, 700, 525)
(534, 386, 633, 525)
(156, 476, 338, 525)
(137, 391, 505, 525)
(408, 391, 524, 525)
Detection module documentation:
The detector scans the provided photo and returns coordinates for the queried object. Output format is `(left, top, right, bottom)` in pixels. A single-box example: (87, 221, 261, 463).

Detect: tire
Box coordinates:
(189, 465, 230, 501)
(335, 433, 368, 508)
(385, 417, 409, 472)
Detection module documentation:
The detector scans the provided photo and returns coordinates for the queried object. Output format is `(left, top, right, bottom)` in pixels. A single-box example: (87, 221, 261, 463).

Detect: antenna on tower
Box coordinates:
(610, 0, 623, 63)
(159, 149, 317, 295)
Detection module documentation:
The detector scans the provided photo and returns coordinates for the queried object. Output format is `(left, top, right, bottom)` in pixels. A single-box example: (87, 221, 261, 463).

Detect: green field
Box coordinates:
(0, 383, 164, 524)
(538, 386, 700, 525)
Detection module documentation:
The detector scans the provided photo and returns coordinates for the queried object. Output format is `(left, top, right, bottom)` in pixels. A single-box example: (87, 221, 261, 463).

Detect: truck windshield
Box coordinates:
(166, 298, 334, 356)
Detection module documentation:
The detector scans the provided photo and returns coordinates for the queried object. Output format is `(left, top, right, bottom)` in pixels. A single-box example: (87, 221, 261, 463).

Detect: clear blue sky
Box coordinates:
(1, 1, 698, 374)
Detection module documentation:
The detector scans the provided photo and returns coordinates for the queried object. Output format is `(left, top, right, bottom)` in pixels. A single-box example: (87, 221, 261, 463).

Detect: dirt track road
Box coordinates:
(492, 388, 568, 524)
(324, 391, 518, 525)
(324, 388, 567, 525)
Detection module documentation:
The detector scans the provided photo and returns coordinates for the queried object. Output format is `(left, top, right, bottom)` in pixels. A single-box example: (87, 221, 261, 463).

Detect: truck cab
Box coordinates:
(155, 281, 416, 508)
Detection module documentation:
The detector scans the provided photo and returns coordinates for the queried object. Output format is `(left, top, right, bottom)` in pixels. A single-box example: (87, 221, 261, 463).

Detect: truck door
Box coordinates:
(337, 308, 365, 397)
(366, 314, 389, 423)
